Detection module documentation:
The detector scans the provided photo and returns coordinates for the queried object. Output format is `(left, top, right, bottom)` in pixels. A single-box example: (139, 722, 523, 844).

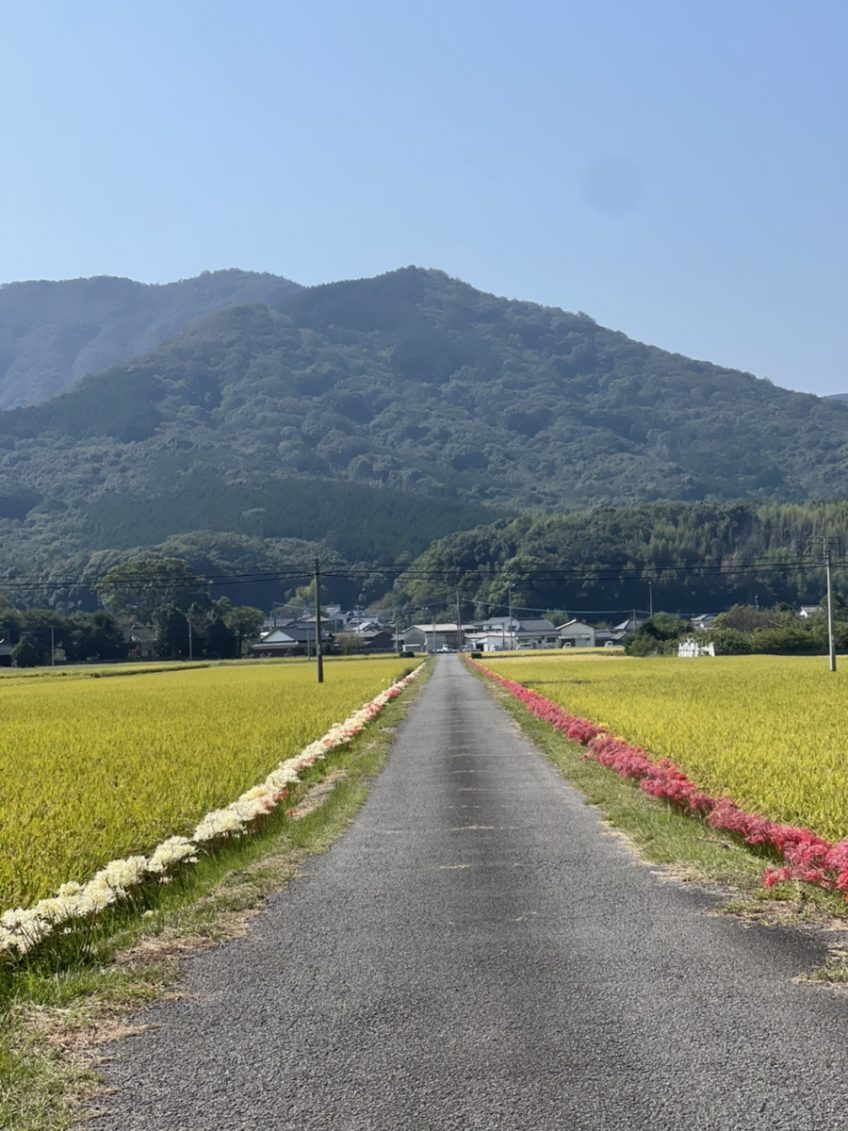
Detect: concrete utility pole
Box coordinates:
(508, 585, 513, 650)
(313, 558, 324, 683)
(648, 581, 654, 619)
(50, 625, 55, 666)
(824, 538, 837, 673)
(455, 591, 462, 652)
(187, 613, 193, 661)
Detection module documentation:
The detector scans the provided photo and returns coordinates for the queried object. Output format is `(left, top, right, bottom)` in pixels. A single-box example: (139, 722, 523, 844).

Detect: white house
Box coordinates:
(466, 617, 558, 651)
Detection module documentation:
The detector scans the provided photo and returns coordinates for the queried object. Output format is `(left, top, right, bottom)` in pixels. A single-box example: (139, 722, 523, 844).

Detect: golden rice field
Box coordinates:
(489, 652, 848, 842)
(0, 657, 411, 908)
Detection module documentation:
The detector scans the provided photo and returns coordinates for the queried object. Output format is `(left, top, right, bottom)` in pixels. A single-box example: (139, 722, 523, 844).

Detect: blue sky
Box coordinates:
(1, 0, 845, 394)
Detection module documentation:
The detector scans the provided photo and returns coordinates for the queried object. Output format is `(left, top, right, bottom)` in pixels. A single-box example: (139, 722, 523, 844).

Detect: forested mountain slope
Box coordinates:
(397, 501, 848, 615)
(0, 269, 301, 409)
(0, 265, 847, 595)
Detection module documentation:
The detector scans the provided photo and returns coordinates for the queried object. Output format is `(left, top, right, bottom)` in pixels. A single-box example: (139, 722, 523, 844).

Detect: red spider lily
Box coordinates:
(466, 657, 848, 901)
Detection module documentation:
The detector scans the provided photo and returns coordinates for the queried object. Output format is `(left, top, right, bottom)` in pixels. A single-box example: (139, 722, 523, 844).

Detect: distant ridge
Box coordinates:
(1, 264, 847, 592)
(0, 269, 301, 409)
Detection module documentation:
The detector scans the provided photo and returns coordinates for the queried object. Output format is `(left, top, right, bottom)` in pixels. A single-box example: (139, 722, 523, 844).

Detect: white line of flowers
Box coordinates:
(0, 664, 423, 960)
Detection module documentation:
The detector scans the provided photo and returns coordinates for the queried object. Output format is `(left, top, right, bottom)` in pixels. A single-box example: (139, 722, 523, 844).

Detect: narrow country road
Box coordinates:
(94, 656, 848, 1130)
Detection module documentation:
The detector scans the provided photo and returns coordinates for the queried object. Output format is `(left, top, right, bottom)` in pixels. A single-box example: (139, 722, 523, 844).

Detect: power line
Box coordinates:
(0, 553, 844, 598)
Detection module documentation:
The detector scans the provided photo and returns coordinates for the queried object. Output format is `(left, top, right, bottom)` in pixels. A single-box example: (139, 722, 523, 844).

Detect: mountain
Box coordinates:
(0, 269, 301, 410)
(0, 265, 847, 599)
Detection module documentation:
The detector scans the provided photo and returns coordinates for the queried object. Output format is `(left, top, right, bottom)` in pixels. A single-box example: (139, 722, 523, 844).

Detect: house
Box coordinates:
(594, 629, 620, 647)
(465, 617, 558, 651)
(357, 629, 396, 654)
(350, 618, 385, 635)
(467, 632, 515, 653)
(401, 623, 465, 652)
(798, 605, 823, 619)
(612, 616, 638, 635)
(477, 615, 521, 634)
(127, 623, 156, 660)
(556, 620, 596, 648)
(0, 641, 12, 668)
(251, 621, 331, 657)
(689, 613, 717, 632)
(513, 618, 558, 648)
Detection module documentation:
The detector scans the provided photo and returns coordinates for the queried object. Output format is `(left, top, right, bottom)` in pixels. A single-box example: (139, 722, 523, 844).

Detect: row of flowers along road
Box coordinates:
(469, 658, 848, 901)
(0, 665, 424, 960)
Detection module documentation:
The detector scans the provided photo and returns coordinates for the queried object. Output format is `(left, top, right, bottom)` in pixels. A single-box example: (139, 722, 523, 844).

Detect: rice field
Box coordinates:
(487, 652, 848, 842)
(0, 657, 411, 908)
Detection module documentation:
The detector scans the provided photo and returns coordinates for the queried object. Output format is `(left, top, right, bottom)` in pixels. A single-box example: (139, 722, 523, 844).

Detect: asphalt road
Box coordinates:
(93, 656, 848, 1130)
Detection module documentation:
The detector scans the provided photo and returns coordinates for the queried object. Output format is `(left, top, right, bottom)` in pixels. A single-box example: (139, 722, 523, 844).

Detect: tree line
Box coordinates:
(1, 558, 265, 666)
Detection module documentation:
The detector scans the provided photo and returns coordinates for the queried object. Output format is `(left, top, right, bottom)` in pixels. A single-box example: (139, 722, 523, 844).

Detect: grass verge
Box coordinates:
(0, 664, 429, 1130)
(476, 671, 848, 934)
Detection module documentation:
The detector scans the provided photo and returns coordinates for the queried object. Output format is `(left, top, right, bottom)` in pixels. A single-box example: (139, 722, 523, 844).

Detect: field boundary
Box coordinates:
(0, 665, 423, 963)
(468, 657, 848, 905)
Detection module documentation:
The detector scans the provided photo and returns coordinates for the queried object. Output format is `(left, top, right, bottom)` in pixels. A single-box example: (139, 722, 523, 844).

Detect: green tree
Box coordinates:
(204, 615, 238, 659)
(220, 602, 265, 656)
(155, 604, 189, 659)
(18, 609, 70, 664)
(97, 558, 208, 625)
(12, 636, 40, 667)
(334, 631, 365, 655)
(66, 611, 128, 662)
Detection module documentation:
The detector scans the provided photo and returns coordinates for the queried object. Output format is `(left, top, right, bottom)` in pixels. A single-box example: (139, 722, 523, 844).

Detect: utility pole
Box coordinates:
(825, 538, 837, 673)
(313, 558, 324, 683)
(50, 625, 55, 667)
(508, 585, 513, 650)
(455, 590, 462, 652)
(187, 613, 193, 661)
(648, 581, 653, 620)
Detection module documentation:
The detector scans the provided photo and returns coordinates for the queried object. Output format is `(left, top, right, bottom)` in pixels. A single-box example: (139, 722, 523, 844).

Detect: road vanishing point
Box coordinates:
(94, 656, 848, 1130)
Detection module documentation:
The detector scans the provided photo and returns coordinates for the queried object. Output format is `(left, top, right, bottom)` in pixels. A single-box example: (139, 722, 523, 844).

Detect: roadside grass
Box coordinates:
(0, 664, 429, 1131)
(478, 673, 848, 927)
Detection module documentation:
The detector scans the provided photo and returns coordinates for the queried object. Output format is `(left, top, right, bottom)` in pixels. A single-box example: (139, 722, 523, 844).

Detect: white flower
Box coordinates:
(56, 881, 83, 898)
(147, 836, 197, 874)
(0, 926, 24, 955)
(96, 856, 148, 895)
(73, 878, 118, 916)
(192, 808, 246, 842)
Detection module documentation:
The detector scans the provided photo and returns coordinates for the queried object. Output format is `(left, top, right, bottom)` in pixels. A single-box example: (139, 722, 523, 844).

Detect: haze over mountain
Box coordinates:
(0, 269, 301, 410)
(0, 265, 847, 605)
